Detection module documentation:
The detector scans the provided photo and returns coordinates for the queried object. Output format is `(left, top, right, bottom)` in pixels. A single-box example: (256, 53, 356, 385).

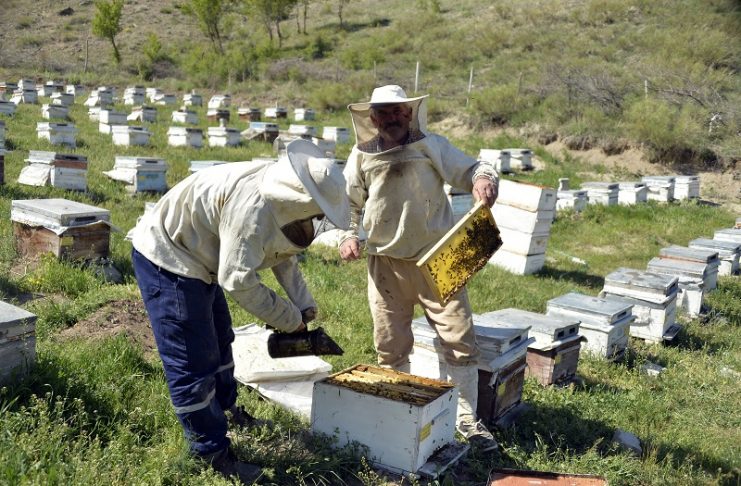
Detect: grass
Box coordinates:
(0, 92, 740, 485)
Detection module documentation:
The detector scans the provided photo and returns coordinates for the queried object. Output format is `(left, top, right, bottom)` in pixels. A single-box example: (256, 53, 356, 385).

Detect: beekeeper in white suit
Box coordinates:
(339, 85, 500, 452)
(131, 139, 349, 483)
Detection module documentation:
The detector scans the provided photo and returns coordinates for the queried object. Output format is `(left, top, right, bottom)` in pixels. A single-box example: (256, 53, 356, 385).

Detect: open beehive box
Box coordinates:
(417, 201, 502, 305)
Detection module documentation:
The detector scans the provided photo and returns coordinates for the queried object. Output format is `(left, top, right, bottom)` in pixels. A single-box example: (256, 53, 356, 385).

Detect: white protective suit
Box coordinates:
(341, 96, 498, 257)
(131, 159, 323, 332)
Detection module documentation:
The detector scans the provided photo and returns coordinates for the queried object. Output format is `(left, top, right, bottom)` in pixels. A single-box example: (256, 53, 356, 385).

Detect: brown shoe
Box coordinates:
(209, 448, 263, 484)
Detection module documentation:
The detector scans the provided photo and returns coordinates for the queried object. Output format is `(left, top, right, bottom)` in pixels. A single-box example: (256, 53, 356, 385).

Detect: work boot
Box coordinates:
(227, 405, 272, 429)
(457, 419, 499, 452)
(209, 447, 263, 484)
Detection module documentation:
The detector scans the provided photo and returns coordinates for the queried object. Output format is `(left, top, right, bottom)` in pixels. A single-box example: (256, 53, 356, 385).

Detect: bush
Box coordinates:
(469, 82, 522, 126)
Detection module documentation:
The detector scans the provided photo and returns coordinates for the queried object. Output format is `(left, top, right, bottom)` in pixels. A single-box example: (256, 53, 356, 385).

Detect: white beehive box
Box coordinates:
(183, 93, 202, 106)
(88, 106, 101, 121)
(447, 192, 474, 222)
(489, 249, 546, 275)
(688, 237, 740, 276)
(646, 258, 707, 316)
(581, 182, 619, 206)
(11, 89, 38, 104)
(264, 106, 287, 119)
(642, 176, 675, 202)
(496, 179, 556, 212)
(673, 175, 700, 200)
(167, 126, 203, 148)
(288, 124, 317, 137)
(123, 86, 146, 105)
(0, 100, 17, 115)
(659, 246, 720, 290)
(492, 203, 554, 234)
(19, 151, 88, 191)
(546, 292, 633, 359)
(208, 94, 231, 109)
(648, 256, 717, 292)
(311, 365, 459, 476)
(294, 108, 316, 121)
(146, 87, 162, 102)
(0, 300, 37, 385)
(507, 148, 533, 170)
(601, 291, 678, 343)
(111, 126, 151, 146)
(498, 227, 550, 256)
(153, 93, 177, 105)
(128, 106, 157, 123)
(237, 107, 262, 121)
(556, 190, 588, 211)
(478, 149, 511, 173)
(322, 126, 350, 143)
(50, 92, 74, 107)
(104, 156, 167, 193)
(714, 228, 741, 245)
(485, 308, 580, 347)
(65, 84, 85, 96)
(99, 110, 127, 134)
(207, 127, 241, 147)
(172, 109, 198, 125)
(17, 79, 34, 90)
(37, 122, 77, 146)
(311, 137, 336, 156)
(618, 182, 648, 205)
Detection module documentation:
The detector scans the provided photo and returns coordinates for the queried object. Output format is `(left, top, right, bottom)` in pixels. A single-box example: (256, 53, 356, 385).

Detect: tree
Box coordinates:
(245, 0, 296, 47)
(295, 0, 310, 34)
(337, 0, 349, 29)
(182, 0, 229, 54)
(92, 0, 124, 64)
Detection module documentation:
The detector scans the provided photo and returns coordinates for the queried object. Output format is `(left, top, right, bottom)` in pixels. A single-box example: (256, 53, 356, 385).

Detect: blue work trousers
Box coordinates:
(132, 248, 237, 457)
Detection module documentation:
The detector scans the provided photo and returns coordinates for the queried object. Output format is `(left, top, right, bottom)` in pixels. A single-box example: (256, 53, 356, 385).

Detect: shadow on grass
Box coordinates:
(538, 266, 606, 290)
(668, 321, 732, 355)
(326, 17, 391, 32)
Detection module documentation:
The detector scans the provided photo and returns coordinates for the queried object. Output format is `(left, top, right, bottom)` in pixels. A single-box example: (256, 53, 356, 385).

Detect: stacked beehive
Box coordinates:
(507, 148, 533, 170)
(488, 179, 556, 275)
(237, 107, 261, 122)
(207, 126, 241, 147)
(581, 181, 619, 206)
(36, 122, 77, 146)
(183, 92, 202, 107)
(642, 176, 674, 202)
(688, 238, 740, 276)
(18, 151, 87, 190)
(99, 109, 127, 134)
(546, 292, 634, 360)
(673, 175, 700, 200)
(322, 126, 350, 144)
(294, 108, 315, 121)
(127, 105, 157, 123)
(112, 126, 151, 146)
(41, 103, 68, 120)
(264, 106, 287, 119)
(617, 182, 648, 205)
(123, 86, 146, 105)
(646, 253, 718, 317)
(167, 127, 203, 148)
(600, 268, 680, 343)
(171, 107, 198, 124)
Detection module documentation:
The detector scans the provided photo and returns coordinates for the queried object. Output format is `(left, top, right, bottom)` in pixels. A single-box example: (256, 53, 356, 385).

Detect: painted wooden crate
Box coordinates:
(478, 149, 511, 173)
(496, 179, 556, 212)
(492, 203, 554, 234)
(167, 127, 203, 148)
(50, 92, 74, 106)
(658, 246, 720, 291)
(41, 103, 69, 120)
(206, 109, 230, 123)
(207, 127, 241, 147)
(311, 364, 458, 476)
(674, 175, 700, 200)
(19, 151, 88, 191)
(714, 228, 741, 245)
(642, 176, 675, 202)
(183, 93, 202, 107)
(688, 237, 740, 275)
(477, 354, 527, 424)
(322, 126, 350, 143)
(105, 156, 168, 193)
(526, 338, 582, 386)
(506, 148, 533, 170)
(489, 249, 546, 275)
(11, 198, 112, 261)
(264, 106, 288, 119)
(294, 108, 315, 121)
(618, 182, 648, 205)
(0, 300, 37, 385)
(581, 182, 619, 206)
(208, 94, 231, 109)
(171, 109, 198, 125)
(111, 126, 151, 146)
(237, 107, 261, 121)
(37, 122, 77, 146)
(127, 106, 157, 123)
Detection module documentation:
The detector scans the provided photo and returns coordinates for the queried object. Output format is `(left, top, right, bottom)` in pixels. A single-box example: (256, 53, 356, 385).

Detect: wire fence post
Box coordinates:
(466, 66, 474, 107)
(414, 61, 420, 94)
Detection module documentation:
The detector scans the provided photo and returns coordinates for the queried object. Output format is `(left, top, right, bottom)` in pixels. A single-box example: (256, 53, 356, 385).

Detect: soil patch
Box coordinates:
(59, 299, 157, 359)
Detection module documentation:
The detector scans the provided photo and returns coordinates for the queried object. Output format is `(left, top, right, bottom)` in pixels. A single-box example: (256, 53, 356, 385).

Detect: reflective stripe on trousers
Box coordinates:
(132, 248, 237, 456)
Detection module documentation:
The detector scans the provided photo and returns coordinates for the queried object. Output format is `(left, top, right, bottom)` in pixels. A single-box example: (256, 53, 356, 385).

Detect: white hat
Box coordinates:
(347, 84, 428, 112)
(347, 85, 429, 148)
(286, 139, 350, 230)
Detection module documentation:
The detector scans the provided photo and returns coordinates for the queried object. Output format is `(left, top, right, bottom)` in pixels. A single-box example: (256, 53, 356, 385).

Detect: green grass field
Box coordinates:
(0, 97, 739, 486)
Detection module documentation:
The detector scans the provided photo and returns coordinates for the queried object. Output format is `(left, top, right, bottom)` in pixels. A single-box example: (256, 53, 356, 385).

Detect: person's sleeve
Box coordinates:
(271, 256, 317, 313)
(435, 135, 499, 191)
(338, 146, 367, 245)
(218, 235, 303, 332)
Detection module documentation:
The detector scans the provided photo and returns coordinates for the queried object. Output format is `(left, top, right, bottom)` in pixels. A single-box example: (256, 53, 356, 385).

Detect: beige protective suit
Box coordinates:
(132, 158, 322, 332)
(342, 95, 498, 427)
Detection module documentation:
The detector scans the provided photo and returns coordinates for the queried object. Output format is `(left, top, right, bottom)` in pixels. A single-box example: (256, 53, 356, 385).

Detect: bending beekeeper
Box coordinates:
(131, 139, 349, 483)
(339, 85, 500, 452)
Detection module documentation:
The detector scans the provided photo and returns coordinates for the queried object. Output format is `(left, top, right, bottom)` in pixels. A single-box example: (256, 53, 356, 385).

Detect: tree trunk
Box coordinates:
(275, 18, 283, 48)
(111, 37, 121, 64)
(302, 1, 308, 34)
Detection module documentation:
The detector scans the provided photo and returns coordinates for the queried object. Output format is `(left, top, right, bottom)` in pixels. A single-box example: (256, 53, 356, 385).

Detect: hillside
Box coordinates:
(1, 0, 739, 171)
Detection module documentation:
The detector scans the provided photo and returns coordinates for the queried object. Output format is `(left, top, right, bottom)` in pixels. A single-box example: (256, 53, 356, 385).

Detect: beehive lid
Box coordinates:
(249, 121, 279, 131)
(114, 156, 167, 170)
(324, 126, 348, 132)
(417, 201, 502, 305)
(112, 125, 150, 134)
(26, 151, 87, 164)
(479, 308, 579, 346)
(642, 175, 675, 183)
(546, 292, 632, 325)
(604, 267, 679, 296)
(675, 175, 699, 183)
(0, 300, 37, 330)
(659, 245, 719, 264)
(581, 181, 619, 190)
(208, 127, 239, 135)
(238, 107, 261, 113)
(617, 181, 646, 189)
(11, 198, 110, 227)
(688, 237, 741, 254)
(647, 257, 709, 279)
(167, 126, 202, 135)
(714, 228, 741, 243)
(496, 179, 556, 212)
(323, 364, 453, 406)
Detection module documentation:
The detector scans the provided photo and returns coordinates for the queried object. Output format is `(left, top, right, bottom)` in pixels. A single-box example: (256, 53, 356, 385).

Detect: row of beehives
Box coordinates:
(556, 176, 700, 211)
(0, 79, 319, 122)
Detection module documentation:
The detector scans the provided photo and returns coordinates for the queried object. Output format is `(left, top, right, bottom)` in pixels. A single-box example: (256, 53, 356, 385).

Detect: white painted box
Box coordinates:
(714, 228, 741, 245)
(128, 106, 157, 123)
(99, 110, 127, 132)
(288, 124, 317, 137)
(11, 89, 38, 104)
(0, 100, 17, 115)
(488, 248, 546, 275)
(50, 92, 74, 107)
(172, 109, 198, 125)
(556, 190, 588, 212)
(322, 126, 350, 143)
(208, 94, 231, 109)
(492, 203, 554, 234)
(183, 93, 202, 106)
(311, 365, 458, 476)
(264, 106, 287, 119)
(647, 256, 717, 292)
(496, 179, 556, 212)
(37, 122, 77, 146)
(478, 149, 511, 173)
(111, 126, 151, 146)
(207, 127, 241, 147)
(294, 108, 315, 121)
(123, 86, 146, 105)
(105, 156, 167, 193)
(506, 148, 533, 170)
(65, 84, 85, 96)
(582, 182, 619, 206)
(618, 182, 648, 205)
(153, 93, 177, 105)
(601, 291, 677, 343)
(642, 176, 675, 202)
(688, 238, 740, 276)
(0, 300, 37, 385)
(498, 227, 550, 256)
(673, 175, 700, 200)
(167, 126, 203, 148)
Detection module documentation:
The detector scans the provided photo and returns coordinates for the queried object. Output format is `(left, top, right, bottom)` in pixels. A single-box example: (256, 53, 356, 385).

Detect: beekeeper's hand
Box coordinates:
(473, 177, 498, 207)
(340, 237, 362, 261)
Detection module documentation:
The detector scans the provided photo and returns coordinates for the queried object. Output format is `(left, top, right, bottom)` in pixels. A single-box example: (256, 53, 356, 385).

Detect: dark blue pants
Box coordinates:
(132, 248, 237, 457)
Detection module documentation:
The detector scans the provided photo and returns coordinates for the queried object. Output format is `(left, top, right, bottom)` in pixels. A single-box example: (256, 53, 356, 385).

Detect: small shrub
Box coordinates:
(304, 34, 332, 60)
(469, 82, 520, 126)
(16, 16, 33, 29)
(18, 35, 42, 47)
